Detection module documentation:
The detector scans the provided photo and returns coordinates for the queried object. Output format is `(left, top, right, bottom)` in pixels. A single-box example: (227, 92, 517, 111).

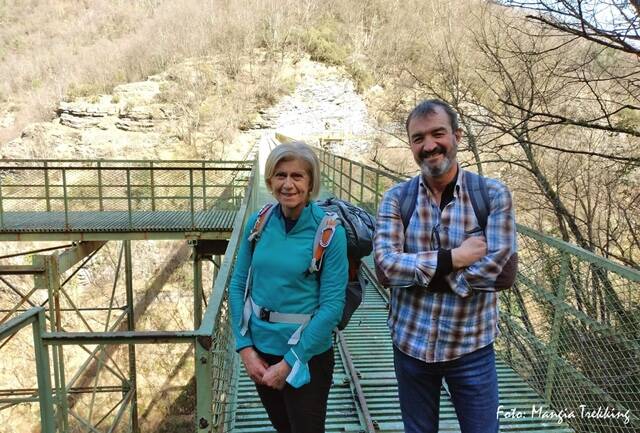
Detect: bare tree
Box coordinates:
(495, 1, 640, 141)
(501, 0, 640, 55)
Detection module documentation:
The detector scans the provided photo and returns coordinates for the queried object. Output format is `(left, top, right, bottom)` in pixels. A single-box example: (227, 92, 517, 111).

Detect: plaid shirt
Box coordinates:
(374, 168, 517, 362)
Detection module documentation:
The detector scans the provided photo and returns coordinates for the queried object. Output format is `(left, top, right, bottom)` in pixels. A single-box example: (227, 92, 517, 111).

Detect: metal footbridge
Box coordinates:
(1, 134, 638, 433)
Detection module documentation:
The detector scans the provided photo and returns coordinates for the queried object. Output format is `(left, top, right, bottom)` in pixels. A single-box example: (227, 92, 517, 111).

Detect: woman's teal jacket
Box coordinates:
(229, 202, 348, 375)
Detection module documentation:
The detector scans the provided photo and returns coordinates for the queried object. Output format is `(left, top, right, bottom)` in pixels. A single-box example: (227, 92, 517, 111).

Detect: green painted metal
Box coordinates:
(544, 252, 569, 404)
(231, 264, 576, 433)
(195, 335, 214, 433)
(517, 224, 640, 282)
(195, 163, 259, 433)
(45, 161, 52, 211)
(124, 240, 139, 433)
(0, 265, 45, 274)
(335, 329, 376, 433)
(0, 306, 40, 340)
(41, 252, 69, 432)
(0, 230, 234, 241)
(0, 308, 56, 433)
(0, 210, 238, 233)
(310, 142, 638, 433)
(42, 330, 199, 345)
(56, 241, 105, 274)
(0, 158, 252, 241)
(2, 145, 639, 433)
(194, 244, 203, 329)
(346, 276, 577, 433)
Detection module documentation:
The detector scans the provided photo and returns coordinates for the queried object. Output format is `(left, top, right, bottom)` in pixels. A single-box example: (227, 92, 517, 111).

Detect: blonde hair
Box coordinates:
(264, 141, 321, 200)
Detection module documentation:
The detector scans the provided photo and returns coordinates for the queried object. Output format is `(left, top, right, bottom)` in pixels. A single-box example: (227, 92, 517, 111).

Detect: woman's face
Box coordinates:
(268, 158, 312, 219)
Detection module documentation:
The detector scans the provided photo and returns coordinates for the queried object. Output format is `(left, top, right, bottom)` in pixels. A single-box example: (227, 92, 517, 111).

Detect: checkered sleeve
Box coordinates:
(374, 185, 438, 287)
(456, 179, 517, 290)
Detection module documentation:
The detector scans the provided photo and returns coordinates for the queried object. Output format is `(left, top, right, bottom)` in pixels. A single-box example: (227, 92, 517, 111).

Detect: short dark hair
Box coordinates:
(405, 99, 459, 136)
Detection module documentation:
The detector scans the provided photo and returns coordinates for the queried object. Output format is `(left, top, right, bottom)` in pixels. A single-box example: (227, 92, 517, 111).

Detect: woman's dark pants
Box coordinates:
(254, 348, 334, 433)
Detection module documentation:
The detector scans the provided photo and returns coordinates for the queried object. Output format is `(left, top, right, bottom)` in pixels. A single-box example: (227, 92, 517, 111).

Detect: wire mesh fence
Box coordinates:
(200, 163, 259, 433)
(313, 144, 640, 433)
(209, 296, 239, 433)
(498, 228, 640, 432)
(0, 160, 252, 231)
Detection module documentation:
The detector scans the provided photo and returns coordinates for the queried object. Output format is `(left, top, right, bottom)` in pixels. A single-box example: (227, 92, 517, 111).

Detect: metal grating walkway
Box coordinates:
(232, 260, 575, 433)
(0, 210, 237, 240)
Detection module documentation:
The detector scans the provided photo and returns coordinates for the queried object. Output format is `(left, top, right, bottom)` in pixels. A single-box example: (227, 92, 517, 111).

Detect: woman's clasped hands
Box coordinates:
(239, 347, 292, 389)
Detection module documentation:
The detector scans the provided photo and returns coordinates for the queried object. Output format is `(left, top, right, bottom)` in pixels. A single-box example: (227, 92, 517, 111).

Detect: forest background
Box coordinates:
(2, 0, 638, 267)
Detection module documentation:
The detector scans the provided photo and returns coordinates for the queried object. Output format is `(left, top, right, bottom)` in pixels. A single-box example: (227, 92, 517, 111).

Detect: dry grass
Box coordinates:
(0, 0, 316, 146)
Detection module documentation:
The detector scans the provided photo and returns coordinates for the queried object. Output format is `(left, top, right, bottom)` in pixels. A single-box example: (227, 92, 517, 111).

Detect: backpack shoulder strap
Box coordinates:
(241, 203, 276, 337)
(248, 203, 276, 245)
(308, 212, 339, 273)
(463, 171, 490, 230)
(399, 175, 420, 229)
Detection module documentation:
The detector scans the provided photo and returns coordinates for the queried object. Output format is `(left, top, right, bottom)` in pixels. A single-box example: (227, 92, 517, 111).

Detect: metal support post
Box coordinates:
(193, 243, 203, 329)
(544, 251, 569, 404)
(150, 162, 156, 212)
(44, 161, 51, 212)
(34, 309, 56, 433)
(202, 162, 207, 211)
(339, 158, 344, 197)
(62, 169, 69, 229)
(359, 165, 364, 205)
(35, 254, 69, 431)
(212, 256, 221, 282)
(0, 178, 3, 228)
(348, 160, 353, 201)
(97, 161, 103, 211)
(195, 336, 213, 433)
(126, 169, 133, 229)
(124, 240, 139, 433)
(190, 169, 195, 228)
(331, 155, 338, 194)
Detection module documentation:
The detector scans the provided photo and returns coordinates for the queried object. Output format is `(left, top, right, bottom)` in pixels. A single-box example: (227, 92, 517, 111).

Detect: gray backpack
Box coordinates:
(247, 198, 375, 331)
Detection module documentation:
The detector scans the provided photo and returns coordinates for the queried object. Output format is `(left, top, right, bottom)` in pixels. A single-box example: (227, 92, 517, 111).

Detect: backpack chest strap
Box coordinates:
(250, 298, 312, 325)
(248, 297, 312, 345)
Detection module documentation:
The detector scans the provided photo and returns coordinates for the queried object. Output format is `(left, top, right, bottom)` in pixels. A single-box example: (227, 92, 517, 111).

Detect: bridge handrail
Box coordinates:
(194, 162, 259, 432)
(0, 159, 252, 232)
(310, 144, 639, 282)
(309, 139, 640, 432)
(0, 159, 252, 166)
(0, 307, 55, 433)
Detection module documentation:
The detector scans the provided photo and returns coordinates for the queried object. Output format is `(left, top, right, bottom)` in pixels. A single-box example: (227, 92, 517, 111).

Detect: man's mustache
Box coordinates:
(419, 146, 446, 160)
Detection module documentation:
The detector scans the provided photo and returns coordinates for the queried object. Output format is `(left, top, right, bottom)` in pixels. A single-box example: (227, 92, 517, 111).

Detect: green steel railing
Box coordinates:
(0, 307, 55, 433)
(0, 161, 258, 433)
(0, 159, 252, 232)
(312, 144, 640, 433)
(195, 162, 261, 433)
(2, 142, 639, 433)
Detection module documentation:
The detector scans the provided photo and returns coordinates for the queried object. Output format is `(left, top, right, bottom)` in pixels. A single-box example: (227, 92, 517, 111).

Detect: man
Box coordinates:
(373, 99, 517, 433)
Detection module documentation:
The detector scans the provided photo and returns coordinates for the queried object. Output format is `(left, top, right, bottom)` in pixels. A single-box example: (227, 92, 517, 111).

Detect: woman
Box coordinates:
(229, 141, 348, 433)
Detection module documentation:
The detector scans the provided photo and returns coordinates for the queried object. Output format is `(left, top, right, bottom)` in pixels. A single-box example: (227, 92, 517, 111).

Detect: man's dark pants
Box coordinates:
(393, 343, 499, 433)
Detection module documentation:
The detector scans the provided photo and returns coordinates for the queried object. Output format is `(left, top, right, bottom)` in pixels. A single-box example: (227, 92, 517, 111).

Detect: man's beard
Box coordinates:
(419, 144, 456, 177)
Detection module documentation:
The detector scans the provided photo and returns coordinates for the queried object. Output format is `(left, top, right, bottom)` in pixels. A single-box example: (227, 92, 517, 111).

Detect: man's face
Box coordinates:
(407, 107, 461, 179)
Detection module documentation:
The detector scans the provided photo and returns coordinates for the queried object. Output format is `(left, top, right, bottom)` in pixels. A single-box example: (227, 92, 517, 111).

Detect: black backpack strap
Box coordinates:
(464, 171, 490, 231)
(400, 175, 420, 230)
